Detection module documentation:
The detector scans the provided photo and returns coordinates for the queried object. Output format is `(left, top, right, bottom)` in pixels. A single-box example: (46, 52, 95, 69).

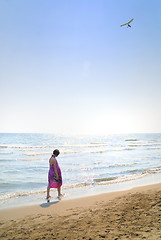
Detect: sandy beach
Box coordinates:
(0, 183, 161, 240)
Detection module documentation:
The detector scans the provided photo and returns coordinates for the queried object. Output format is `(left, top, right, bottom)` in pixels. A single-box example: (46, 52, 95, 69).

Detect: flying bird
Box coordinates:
(120, 18, 134, 27)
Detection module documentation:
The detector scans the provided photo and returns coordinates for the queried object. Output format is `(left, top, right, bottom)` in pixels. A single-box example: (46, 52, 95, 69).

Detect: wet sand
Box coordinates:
(0, 183, 161, 240)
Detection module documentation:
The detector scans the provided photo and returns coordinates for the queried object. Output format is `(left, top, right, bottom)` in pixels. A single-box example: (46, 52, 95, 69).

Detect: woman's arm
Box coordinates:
(52, 158, 59, 180)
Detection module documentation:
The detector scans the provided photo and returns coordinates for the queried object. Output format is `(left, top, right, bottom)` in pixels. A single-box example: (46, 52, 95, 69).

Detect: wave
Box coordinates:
(0, 189, 46, 201)
(0, 152, 14, 155)
(125, 139, 138, 141)
(63, 167, 94, 172)
(22, 149, 109, 156)
(0, 143, 108, 149)
(0, 183, 91, 201)
(63, 162, 136, 172)
(23, 152, 51, 156)
(127, 143, 161, 147)
(0, 168, 161, 202)
(93, 168, 161, 185)
(23, 146, 157, 157)
(1, 140, 161, 159)
(19, 158, 46, 161)
(94, 177, 117, 182)
(109, 163, 136, 167)
(0, 145, 58, 150)
(147, 147, 161, 150)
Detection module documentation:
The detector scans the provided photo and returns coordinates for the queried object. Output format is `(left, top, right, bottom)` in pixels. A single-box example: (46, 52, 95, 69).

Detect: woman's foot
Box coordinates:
(57, 194, 64, 200)
(46, 196, 51, 202)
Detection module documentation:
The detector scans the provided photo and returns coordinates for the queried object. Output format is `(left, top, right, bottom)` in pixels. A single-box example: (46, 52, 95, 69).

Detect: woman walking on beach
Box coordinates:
(46, 149, 63, 201)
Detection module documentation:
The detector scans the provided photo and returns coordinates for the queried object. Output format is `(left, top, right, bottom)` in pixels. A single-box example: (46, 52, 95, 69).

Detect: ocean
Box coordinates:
(0, 133, 161, 209)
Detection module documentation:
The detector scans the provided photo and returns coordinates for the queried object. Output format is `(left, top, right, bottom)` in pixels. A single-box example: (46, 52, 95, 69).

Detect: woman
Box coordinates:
(46, 149, 63, 201)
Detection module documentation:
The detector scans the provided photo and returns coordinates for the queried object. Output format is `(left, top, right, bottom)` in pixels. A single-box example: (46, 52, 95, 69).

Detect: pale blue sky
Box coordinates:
(0, 0, 161, 135)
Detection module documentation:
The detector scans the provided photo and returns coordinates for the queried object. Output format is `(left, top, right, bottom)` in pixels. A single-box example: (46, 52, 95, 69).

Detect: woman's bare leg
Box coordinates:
(57, 187, 61, 197)
(57, 187, 64, 200)
(46, 185, 50, 199)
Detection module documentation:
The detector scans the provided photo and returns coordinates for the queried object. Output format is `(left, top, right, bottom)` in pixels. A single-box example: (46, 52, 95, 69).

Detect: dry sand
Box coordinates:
(0, 183, 161, 240)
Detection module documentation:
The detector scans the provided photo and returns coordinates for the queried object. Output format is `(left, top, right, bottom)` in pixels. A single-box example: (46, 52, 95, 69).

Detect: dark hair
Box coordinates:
(53, 149, 60, 157)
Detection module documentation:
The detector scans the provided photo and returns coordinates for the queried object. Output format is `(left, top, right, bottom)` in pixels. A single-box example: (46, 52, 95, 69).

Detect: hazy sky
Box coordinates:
(0, 0, 161, 135)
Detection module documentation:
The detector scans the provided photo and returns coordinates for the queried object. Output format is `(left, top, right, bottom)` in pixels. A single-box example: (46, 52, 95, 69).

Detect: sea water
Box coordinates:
(0, 133, 161, 209)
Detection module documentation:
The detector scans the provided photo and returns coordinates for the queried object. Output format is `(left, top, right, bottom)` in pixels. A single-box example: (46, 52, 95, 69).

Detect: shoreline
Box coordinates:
(1, 171, 161, 210)
(0, 183, 161, 240)
(0, 182, 161, 220)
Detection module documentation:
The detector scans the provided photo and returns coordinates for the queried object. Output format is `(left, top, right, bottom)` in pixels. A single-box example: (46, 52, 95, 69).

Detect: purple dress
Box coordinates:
(48, 155, 62, 188)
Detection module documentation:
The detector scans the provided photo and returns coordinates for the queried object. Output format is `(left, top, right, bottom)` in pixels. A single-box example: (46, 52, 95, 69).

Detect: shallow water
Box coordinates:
(0, 133, 161, 208)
